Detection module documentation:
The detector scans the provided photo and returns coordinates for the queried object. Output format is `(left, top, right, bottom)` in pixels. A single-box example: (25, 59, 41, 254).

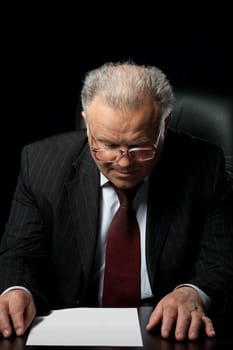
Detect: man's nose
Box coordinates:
(117, 150, 132, 166)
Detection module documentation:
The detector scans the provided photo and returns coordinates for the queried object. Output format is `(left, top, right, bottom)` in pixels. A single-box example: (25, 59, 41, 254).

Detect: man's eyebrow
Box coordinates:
(128, 137, 151, 145)
(96, 135, 151, 146)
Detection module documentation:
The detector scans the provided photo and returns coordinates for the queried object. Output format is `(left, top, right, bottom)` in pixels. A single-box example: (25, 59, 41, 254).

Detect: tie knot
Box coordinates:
(114, 183, 141, 207)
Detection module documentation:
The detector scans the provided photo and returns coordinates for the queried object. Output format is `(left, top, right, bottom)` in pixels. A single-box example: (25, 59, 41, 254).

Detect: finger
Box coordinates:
(146, 304, 163, 331)
(174, 308, 191, 341)
(9, 293, 30, 336)
(0, 308, 13, 338)
(24, 299, 36, 331)
(187, 310, 203, 340)
(10, 309, 25, 336)
(202, 315, 216, 338)
(160, 307, 177, 339)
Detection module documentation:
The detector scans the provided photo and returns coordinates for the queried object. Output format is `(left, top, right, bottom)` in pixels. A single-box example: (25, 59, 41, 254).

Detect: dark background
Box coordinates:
(1, 6, 233, 234)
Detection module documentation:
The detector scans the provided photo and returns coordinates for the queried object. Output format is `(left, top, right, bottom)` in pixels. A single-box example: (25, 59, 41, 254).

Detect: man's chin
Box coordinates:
(109, 176, 142, 189)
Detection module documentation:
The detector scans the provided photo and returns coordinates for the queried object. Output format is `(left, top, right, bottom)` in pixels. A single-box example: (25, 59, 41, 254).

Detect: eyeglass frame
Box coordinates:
(89, 127, 162, 163)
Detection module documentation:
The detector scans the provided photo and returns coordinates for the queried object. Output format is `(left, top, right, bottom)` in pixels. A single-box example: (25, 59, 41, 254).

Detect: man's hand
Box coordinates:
(146, 286, 216, 341)
(0, 289, 36, 338)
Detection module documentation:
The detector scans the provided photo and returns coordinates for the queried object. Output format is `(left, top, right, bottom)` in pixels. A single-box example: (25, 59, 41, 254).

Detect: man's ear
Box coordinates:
(81, 111, 89, 135)
(81, 111, 87, 124)
(164, 114, 172, 137)
(81, 111, 89, 132)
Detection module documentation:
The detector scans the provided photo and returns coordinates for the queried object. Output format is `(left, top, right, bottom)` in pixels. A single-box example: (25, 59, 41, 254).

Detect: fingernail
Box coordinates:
(16, 328, 23, 336)
(210, 329, 216, 336)
(190, 331, 197, 339)
(176, 332, 185, 340)
(3, 329, 10, 338)
(162, 330, 169, 338)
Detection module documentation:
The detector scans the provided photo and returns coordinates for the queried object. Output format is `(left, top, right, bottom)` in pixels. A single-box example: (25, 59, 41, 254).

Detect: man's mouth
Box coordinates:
(114, 169, 136, 177)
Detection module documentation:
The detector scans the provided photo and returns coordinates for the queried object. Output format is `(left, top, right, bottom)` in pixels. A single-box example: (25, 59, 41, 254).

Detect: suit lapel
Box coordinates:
(65, 146, 100, 282)
(146, 136, 177, 291)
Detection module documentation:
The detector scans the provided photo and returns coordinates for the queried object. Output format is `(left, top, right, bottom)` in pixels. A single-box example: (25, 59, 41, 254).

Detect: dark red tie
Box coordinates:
(102, 185, 141, 307)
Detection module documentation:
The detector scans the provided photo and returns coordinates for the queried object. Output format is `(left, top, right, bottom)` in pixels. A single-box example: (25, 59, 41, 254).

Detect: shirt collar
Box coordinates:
(100, 172, 149, 187)
(100, 173, 109, 187)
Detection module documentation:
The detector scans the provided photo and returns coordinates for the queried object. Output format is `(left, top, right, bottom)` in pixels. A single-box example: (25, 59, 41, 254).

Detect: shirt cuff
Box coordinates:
(1, 286, 32, 296)
(175, 283, 211, 310)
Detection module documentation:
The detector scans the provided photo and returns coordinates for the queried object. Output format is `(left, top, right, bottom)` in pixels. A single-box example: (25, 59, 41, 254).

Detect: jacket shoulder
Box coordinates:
(22, 130, 88, 161)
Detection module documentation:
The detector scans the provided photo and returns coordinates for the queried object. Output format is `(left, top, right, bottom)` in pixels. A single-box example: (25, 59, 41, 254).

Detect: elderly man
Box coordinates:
(0, 62, 232, 341)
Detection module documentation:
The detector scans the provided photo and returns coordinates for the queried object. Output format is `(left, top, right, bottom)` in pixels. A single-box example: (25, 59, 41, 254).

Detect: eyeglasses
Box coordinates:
(90, 130, 161, 163)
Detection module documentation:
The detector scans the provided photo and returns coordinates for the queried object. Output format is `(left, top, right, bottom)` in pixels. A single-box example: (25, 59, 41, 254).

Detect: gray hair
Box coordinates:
(81, 61, 175, 119)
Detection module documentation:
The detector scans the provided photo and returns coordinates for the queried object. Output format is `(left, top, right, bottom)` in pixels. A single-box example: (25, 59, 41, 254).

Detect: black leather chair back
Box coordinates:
(171, 90, 233, 181)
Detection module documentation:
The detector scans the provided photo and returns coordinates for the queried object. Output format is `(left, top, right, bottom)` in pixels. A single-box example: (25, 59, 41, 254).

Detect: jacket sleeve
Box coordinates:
(0, 145, 51, 314)
(188, 147, 233, 315)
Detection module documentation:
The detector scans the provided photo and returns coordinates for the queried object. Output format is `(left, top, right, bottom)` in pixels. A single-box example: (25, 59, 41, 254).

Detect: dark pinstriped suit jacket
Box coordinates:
(0, 129, 233, 314)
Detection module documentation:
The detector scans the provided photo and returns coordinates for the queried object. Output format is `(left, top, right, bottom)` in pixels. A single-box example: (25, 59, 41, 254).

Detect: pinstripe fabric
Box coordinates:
(0, 129, 232, 314)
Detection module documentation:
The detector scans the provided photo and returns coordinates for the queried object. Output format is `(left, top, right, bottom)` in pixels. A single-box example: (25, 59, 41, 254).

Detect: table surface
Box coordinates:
(0, 306, 232, 350)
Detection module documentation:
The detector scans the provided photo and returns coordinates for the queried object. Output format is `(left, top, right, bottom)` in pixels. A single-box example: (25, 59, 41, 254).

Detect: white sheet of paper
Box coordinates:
(26, 307, 143, 346)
